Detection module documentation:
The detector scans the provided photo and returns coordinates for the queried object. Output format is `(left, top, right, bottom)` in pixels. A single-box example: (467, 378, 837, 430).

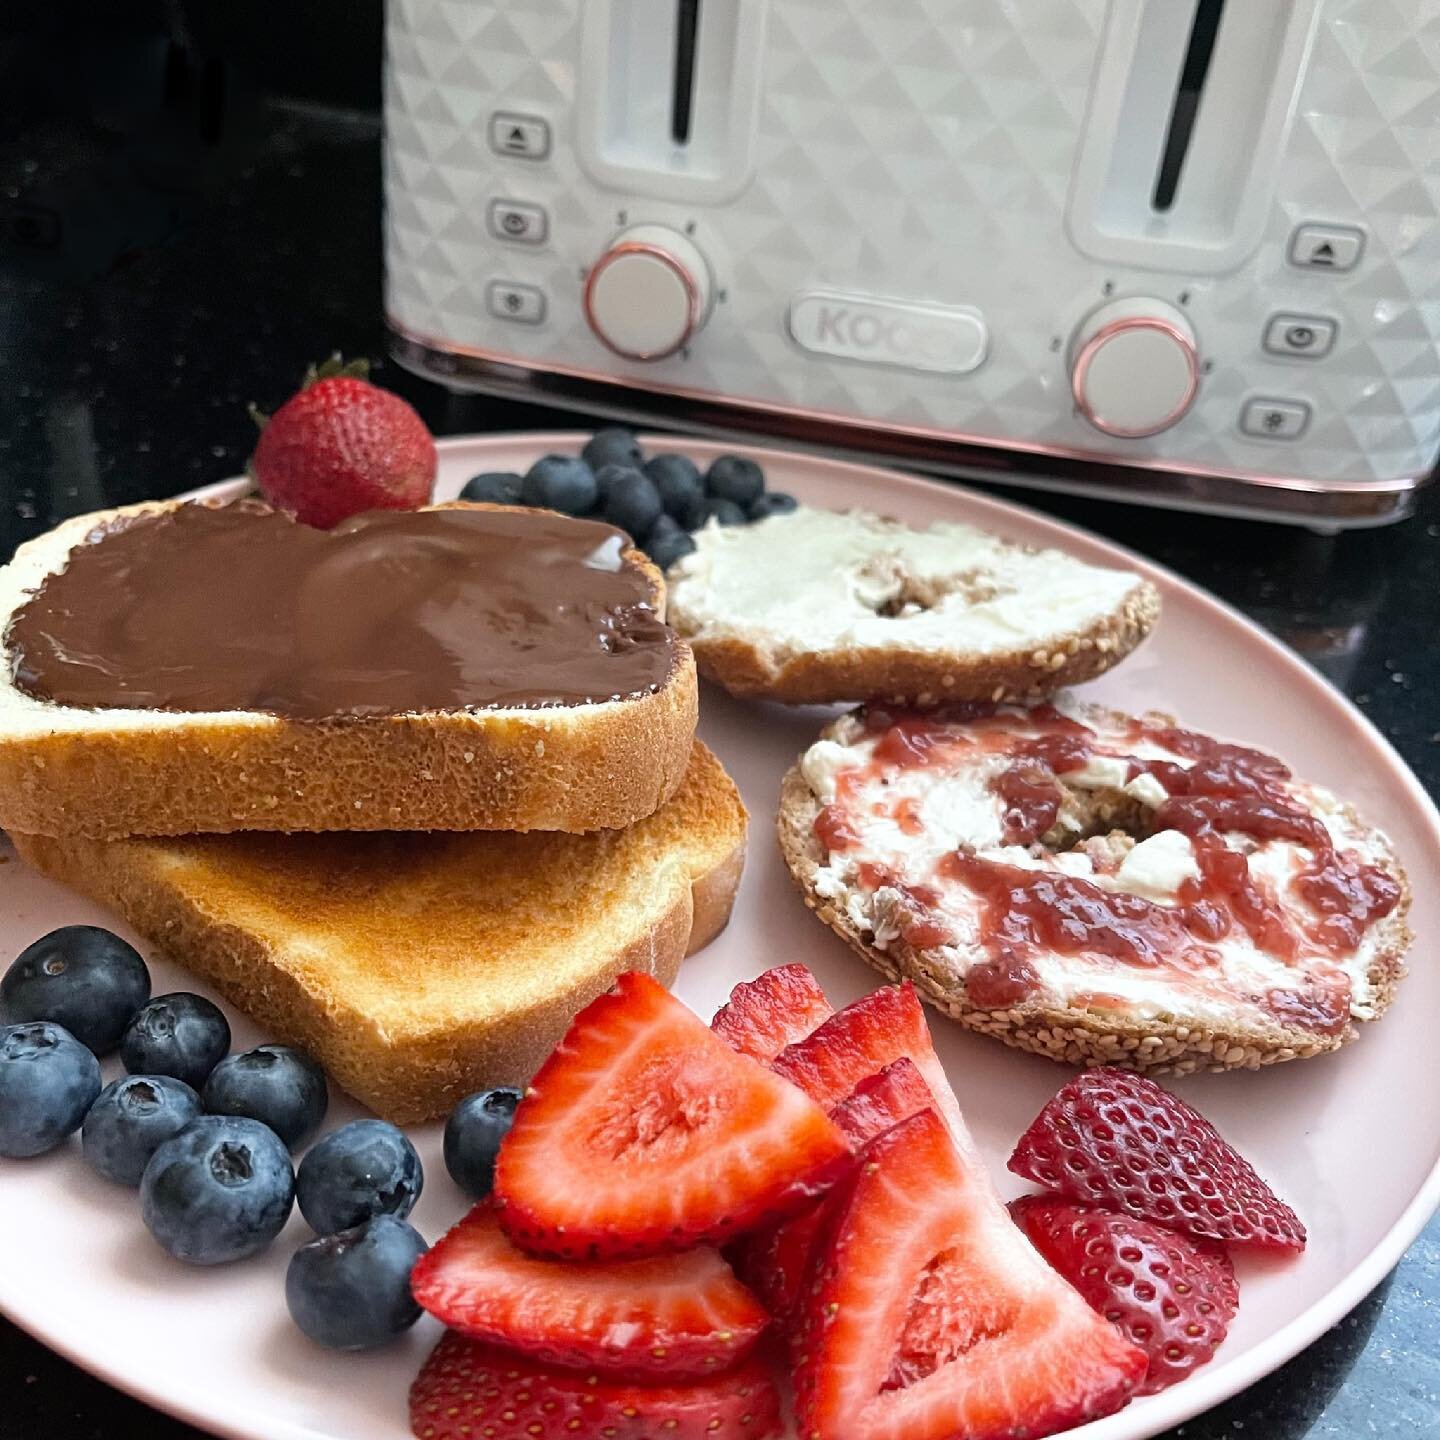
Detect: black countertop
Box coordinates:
(1, 91, 1437, 1440)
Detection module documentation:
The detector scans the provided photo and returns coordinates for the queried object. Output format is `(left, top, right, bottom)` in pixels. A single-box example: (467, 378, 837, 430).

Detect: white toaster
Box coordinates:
(383, 0, 1440, 528)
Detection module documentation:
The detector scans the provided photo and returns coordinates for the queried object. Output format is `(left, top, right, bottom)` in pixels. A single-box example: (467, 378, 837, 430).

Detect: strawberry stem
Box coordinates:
(303, 353, 371, 388)
(247, 354, 371, 435)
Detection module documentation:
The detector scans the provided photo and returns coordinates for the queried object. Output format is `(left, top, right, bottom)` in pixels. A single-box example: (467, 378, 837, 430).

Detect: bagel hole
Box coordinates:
(1041, 782, 1156, 862)
(857, 558, 1004, 618)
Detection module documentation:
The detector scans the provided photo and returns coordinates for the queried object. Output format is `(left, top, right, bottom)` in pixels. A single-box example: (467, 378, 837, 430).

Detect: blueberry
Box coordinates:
(443, 1087, 522, 1200)
(675, 494, 710, 529)
(600, 469, 664, 541)
(591, 461, 638, 503)
(0, 1022, 101, 1158)
(646, 512, 684, 545)
(202, 1045, 328, 1149)
(705, 455, 765, 507)
(121, 993, 231, 1090)
(83, 1074, 202, 1186)
(700, 497, 748, 528)
(645, 522, 698, 572)
(644, 454, 705, 523)
(2, 926, 151, 1055)
(285, 1215, 428, 1351)
(522, 455, 598, 516)
(140, 1115, 294, 1265)
(581, 427, 643, 471)
(296, 1119, 423, 1235)
(748, 491, 799, 521)
(459, 471, 523, 506)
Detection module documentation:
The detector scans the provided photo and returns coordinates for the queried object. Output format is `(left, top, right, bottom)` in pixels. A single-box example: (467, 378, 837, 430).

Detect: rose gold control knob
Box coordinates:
(583, 225, 713, 361)
(1069, 298, 1200, 438)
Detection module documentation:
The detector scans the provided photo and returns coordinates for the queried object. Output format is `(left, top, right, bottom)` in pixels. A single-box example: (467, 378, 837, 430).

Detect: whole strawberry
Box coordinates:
(250, 357, 436, 528)
(1011, 1194, 1239, 1395)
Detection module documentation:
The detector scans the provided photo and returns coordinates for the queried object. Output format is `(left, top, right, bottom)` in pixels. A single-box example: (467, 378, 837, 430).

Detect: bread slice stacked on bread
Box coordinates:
(0, 499, 698, 838)
(2, 497, 744, 1121)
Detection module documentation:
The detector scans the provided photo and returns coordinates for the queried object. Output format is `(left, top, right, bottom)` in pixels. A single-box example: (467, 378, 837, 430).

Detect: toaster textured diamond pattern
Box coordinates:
(386, 0, 1440, 487)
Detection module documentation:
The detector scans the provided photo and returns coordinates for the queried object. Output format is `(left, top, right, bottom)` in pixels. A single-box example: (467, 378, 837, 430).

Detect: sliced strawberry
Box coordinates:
(736, 1058, 938, 1319)
(494, 972, 849, 1259)
(1009, 1068, 1306, 1252)
(1011, 1194, 1239, 1395)
(792, 1110, 1146, 1440)
(410, 1331, 783, 1440)
(711, 964, 834, 1063)
(733, 1205, 827, 1325)
(830, 1056, 937, 1149)
(771, 982, 968, 1149)
(412, 1202, 769, 1380)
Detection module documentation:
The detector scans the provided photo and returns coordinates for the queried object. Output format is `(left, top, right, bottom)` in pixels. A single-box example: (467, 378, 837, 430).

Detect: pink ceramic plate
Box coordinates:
(0, 433, 1436, 1440)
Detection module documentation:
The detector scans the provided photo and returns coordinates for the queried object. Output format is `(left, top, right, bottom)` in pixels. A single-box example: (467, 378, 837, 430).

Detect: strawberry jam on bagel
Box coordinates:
(788, 699, 1411, 1072)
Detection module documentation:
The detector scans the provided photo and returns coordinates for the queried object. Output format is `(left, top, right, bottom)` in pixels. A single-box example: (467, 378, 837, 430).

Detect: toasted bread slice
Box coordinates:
(0, 499, 698, 838)
(12, 742, 746, 1123)
(666, 507, 1159, 704)
(777, 704, 1411, 1074)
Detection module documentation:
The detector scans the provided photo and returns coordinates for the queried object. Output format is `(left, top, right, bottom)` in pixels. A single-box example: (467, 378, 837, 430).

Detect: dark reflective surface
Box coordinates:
(1, 64, 1437, 1440)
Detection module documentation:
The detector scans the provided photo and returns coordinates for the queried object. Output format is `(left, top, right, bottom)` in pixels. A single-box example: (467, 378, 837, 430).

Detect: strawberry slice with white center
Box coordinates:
(711, 964, 834, 1063)
(736, 1057, 937, 1320)
(791, 1110, 1147, 1440)
(495, 972, 850, 1260)
(771, 982, 968, 1151)
(412, 1201, 770, 1380)
(409, 1331, 784, 1440)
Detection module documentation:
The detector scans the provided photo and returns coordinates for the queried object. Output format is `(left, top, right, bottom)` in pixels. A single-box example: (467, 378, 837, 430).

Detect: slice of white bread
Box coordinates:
(12, 742, 746, 1124)
(666, 507, 1159, 704)
(777, 704, 1411, 1074)
(0, 499, 698, 838)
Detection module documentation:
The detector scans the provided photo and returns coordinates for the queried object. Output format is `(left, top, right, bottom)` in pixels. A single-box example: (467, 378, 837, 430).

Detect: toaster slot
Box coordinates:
(1067, 0, 1322, 273)
(1150, 0, 1225, 213)
(577, 0, 768, 205)
(671, 0, 701, 145)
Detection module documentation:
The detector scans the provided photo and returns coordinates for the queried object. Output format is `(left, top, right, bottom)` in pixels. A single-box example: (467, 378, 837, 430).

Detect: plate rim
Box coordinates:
(3, 429, 1436, 1440)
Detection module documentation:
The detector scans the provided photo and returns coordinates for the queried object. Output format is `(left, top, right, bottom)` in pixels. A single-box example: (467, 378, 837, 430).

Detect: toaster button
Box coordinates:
(487, 281, 546, 324)
(1289, 224, 1365, 272)
(1263, 314, 1337, 360)
(1240, 398, 1311, 440)
(489, 113, 550, 161)
(488, 200, 548, 246)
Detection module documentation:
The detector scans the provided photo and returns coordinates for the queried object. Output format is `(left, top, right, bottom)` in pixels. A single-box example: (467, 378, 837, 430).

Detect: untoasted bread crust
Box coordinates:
(12, 743, 748, 1123)
(776, 766, 1412, 1075)
(0, 499, 698, 837)
(690, 579, 1159, 704)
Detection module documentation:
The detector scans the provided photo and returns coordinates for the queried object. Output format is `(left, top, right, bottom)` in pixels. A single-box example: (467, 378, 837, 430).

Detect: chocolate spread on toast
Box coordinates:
(7, 501, 679, 717)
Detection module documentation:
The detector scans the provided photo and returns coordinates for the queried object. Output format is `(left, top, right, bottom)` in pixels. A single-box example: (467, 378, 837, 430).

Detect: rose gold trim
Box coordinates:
(386, 319, 1430, 526)
(581, 241, 702, 362)
(1070, 316, 1200, 439)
